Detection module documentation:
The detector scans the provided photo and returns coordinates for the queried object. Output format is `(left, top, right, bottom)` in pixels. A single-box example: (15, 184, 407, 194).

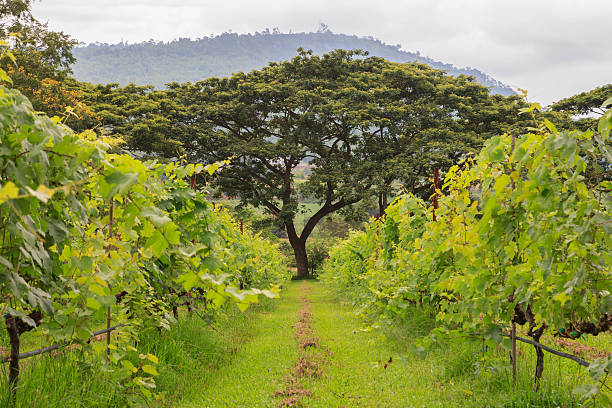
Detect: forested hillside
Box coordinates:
(72, 30, 515, 95)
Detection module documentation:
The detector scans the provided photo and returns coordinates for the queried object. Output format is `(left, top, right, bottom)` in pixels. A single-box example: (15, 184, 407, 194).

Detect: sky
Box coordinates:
(31, 0, 611, 105)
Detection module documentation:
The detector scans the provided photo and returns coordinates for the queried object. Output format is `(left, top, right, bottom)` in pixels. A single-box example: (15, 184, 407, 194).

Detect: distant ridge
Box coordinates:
(72, 30, 514, 96)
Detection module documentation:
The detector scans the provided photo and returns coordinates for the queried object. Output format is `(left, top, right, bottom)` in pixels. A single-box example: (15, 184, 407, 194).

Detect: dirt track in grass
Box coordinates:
(275, 282, 329, 407)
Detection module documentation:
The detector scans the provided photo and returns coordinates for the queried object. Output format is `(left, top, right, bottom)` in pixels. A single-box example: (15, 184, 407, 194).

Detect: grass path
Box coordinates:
(176, 280, 481, 407)
(299, 281, 480, 407)
(3, 280, 597, 407)
(180, 282, 302, 408)
(172, 280, 584, 407)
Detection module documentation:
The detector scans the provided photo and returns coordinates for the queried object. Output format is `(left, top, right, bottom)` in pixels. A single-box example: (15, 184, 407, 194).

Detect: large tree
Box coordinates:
(174, 50, 376, 277)
(147, 49, 517, 277)
(71, 82, 182, 155)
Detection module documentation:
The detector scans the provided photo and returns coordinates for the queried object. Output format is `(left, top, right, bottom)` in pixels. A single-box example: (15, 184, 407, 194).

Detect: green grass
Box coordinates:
(303, 281, 608, 407)
(0, 348, 126, 407)
(0, 281, 608, 407)
(0, 288, 298, 408)
(150, 284, 302, 407)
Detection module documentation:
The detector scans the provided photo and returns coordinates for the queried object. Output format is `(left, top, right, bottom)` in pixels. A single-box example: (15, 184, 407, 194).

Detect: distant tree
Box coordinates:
(551, 84, 612, 116)
(550, 84, 612, 130)
(70, 81, 187, 156)
(547, 85, 612, 184)
(0, 0, 91, 122)
(316, 23, 330, 34)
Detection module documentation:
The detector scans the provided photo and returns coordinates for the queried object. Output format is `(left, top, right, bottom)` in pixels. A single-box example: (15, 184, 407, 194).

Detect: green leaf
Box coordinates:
(104, 171, 138, 198)
(141, 364, 159, 376)
(573, 384, 599, 399)
(0, 69, 13, 84)
(598, 109, 612, 140)
(7, 308, 35, 327)
(121, 360, 138, 373)
(543, 119, 558, 133)
(86, 297, 101, 310)
(89, 284, 107, 296)
(493, 174, 511, 194)
(25, 185, 55, 203)
(166, 226, 181, 245)
(235, 302, 250, 312)
(48, 220, 69, 243)
(202, 256, 222, 273)
(512, 145, 528, 163)
(554, 292, 568, 306)
(261, 289, 279, 299)
(76, 326, 92, 341)
(146, 230, 168, 258)
(205, 162, 220, 175)
(140, 207, 171, 227)
(146, 354, 159, 364)
(178, 272, 199, 291)
(486, 137, 505, 162)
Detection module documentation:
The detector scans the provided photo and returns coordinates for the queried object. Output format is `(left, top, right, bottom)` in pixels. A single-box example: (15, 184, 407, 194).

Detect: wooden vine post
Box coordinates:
(432, 167, 439, 221)
(106, 198, 114, 361)
(5, 313, 20, 401)
(509, 134, 518, 386)
(512, 322, 517, 385)
(1, 207, 20, 401)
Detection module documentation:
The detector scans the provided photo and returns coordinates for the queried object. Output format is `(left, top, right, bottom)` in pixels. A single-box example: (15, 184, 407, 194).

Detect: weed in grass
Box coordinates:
(444, 348, 480, 379)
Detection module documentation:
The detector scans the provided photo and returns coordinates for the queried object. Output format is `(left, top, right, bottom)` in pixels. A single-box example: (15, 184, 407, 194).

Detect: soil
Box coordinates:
(275, 282, 328, 407)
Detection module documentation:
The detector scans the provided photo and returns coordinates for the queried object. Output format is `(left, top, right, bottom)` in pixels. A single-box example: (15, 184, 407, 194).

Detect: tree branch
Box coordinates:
(300, 196, 358, 241)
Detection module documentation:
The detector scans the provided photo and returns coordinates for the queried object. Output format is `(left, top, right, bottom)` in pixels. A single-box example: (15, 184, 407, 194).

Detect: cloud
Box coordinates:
(31, 0, 612, 104)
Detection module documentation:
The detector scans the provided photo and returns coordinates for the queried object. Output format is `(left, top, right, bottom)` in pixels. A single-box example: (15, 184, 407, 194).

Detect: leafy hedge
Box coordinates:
(322, 103, 612, 402)
(0, 61, 289, 403)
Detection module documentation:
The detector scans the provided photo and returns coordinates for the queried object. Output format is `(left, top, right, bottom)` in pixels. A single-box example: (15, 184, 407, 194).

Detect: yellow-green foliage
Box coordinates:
(211, 208, 290, 288)
(322, 107, 612, 402)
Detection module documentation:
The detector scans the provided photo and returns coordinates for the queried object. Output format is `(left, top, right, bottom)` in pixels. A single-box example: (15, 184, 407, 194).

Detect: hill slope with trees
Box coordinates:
(71, 28, 515, 95)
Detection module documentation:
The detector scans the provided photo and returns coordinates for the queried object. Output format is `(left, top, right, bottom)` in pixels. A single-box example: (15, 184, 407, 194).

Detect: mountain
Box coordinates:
(71, 30, 514, 95)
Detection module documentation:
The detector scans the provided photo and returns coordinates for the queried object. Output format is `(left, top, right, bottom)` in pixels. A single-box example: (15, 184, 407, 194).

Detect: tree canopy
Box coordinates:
(550, 84, 612, 130)
(144, 49, 522, 276)
(551, 84, 612, 116)
(0, 0, 90, 121)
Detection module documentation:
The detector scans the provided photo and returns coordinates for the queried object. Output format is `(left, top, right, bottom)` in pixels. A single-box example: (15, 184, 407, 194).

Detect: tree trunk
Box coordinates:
(5, 315, 20, 399)
(378, 191, 388, 218)
(283, 195, 356, 278)
(291, 237, 308, 278)
(528, 325, 546, 390)
(533, 345, 544, 389)
(286, 220, 309, 278)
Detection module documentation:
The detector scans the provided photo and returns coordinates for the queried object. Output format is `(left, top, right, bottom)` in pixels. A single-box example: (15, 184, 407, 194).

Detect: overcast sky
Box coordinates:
(32, 0, 611, 105)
